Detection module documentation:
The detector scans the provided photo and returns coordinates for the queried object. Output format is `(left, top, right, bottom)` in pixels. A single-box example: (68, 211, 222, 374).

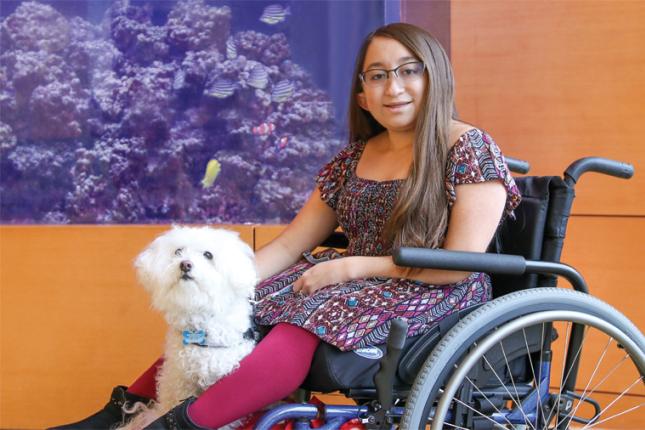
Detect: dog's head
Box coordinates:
(134, 226, 257, 321)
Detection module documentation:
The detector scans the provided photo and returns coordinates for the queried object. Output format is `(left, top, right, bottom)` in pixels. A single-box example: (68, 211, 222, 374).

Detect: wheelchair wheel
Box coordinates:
(400, 288, 645, 429)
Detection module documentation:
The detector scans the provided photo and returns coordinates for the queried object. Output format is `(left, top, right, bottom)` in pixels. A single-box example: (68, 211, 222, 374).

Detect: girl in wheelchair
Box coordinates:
(51, 22, 521, 430)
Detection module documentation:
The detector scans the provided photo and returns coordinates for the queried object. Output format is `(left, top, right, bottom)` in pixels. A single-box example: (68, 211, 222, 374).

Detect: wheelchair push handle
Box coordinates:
(564, 157, 634, 185)
(505, 156, 530, 175)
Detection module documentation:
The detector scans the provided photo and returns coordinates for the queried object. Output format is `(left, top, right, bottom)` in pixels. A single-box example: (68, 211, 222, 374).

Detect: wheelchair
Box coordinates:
(254, 156, 644, 429)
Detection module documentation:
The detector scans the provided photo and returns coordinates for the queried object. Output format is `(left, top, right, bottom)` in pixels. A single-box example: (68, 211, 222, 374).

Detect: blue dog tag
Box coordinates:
(182, 329, 207, 346)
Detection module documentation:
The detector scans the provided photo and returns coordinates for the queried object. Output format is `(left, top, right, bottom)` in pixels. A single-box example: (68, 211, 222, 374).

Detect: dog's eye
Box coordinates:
(175, 248, 183, 256)
(203, 251, 213, 260)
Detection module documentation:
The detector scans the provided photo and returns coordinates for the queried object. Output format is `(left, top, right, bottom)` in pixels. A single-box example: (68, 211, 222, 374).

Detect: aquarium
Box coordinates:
(0, 0, 397, 224)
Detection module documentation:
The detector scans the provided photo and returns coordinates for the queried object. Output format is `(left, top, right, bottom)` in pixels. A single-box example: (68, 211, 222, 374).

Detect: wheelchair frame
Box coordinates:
(253, 156, 643, 430)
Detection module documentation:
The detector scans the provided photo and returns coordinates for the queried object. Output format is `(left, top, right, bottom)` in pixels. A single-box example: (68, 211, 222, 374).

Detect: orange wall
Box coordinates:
(450, 0, 645, 216)
(448, 2, 645, 427)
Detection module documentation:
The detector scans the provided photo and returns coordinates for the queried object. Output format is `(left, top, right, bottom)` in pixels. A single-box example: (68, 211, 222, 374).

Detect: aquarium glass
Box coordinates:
(0, 0, 395, 224)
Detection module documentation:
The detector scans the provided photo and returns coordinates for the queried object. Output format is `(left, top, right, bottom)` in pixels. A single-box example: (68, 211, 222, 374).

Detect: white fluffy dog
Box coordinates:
(122, 226, 258, 429)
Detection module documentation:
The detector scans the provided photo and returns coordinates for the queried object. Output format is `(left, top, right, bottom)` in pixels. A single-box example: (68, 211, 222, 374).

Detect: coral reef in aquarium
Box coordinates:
(0, 0, 342, 224)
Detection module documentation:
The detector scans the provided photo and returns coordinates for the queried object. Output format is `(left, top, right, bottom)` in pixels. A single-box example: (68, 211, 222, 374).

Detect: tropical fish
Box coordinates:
(276, 135, 289, 150)
(247, 64, 269, 89)
(201, 159, 221, 189)
(259, 4, 290, 25)
(252, 122, 276, 136)
(226, 37, 237, 60)
(271, 79, 294, 103)
(208, 79, 236, 99)
(173, 70, 186, 90)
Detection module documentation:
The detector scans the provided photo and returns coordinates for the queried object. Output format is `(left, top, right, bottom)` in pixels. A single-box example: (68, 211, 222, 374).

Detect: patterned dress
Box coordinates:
(254, 129, 521, 351)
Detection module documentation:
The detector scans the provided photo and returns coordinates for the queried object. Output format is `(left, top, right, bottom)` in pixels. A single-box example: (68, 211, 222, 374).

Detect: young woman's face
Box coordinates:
(357, 36, 427, 134)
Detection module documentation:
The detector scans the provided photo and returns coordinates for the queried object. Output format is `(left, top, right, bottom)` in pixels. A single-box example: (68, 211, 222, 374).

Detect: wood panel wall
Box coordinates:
(448, 1, 645, 427)
(450, 0, 644, 216)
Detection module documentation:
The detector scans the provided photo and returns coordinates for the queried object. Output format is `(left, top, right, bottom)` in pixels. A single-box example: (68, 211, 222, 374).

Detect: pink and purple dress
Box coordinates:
(254, 129, 521, 351)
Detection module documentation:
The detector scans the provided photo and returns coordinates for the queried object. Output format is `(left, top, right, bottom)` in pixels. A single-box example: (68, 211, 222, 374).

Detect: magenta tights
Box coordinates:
(127, 323, 320, 428)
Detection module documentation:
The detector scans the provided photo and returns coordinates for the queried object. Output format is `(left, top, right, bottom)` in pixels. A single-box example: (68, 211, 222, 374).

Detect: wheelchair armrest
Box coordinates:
(394, 248, 526, 274)
(393, 247, 589, 293)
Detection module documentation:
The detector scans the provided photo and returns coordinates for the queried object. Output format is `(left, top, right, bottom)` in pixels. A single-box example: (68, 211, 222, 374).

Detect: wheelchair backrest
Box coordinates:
(488, 175, 575, 297)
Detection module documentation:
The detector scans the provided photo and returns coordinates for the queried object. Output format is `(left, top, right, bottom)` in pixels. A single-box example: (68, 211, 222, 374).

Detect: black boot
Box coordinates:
(48, 385, 151, 429)
(144, 398, 209, 430)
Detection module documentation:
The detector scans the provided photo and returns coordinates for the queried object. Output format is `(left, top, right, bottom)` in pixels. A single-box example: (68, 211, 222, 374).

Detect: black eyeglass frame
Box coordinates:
(358, 61, 426, 84)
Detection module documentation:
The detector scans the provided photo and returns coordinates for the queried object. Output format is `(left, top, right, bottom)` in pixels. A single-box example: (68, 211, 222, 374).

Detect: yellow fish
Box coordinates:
(200, 159, 221, 189)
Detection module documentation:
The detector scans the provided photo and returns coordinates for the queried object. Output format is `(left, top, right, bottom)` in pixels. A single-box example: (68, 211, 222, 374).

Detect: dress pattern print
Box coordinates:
(254, 129, 521, 351)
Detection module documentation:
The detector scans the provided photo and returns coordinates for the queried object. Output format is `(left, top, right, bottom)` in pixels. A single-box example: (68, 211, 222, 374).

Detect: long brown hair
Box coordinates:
(348, 23, 456, 249)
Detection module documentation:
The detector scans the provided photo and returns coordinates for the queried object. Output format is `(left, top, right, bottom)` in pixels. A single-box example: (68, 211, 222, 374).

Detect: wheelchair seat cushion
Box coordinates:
(302, 306, 480, 393)
(254, 129, 521, 351)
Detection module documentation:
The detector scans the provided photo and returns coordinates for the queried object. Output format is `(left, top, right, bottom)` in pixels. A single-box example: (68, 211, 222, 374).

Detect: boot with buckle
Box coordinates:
(144, 398, 210, 430)
(48, 385, 151, 429)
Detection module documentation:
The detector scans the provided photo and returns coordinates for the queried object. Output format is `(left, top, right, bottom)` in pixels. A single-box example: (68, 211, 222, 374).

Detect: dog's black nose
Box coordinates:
(180, 260, 192, 273)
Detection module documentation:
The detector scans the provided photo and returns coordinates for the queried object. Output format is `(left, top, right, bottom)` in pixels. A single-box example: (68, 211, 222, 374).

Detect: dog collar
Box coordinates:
(182, 329, 230, 348)
(181, 329, 258, 348)
(182, 306, 260, 348)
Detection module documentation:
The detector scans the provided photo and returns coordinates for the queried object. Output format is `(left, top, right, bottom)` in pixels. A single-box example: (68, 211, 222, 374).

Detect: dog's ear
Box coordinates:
(134, 238, 161, 293)
(220, 240, 258, 298)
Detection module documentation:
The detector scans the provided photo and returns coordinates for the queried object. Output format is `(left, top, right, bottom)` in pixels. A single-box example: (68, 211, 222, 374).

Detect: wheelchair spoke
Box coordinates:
(580, 353, 631, 404)
(579, 376, 644, 429)
(565, 335, 613, 421)
(540, 322, 586, 427)
(479, 346, 537, 429)
(450, 384, 517, 429)
(522, 324, 548, 427)
(461, 342, 517, 428)
(581, 400, 644, 429)
(438, 421, 469, 430)
(537, 324, 644, 430)
(549, 321, 572, 427)
(553, 327, 643, 428)
(498, 339, 531, 427)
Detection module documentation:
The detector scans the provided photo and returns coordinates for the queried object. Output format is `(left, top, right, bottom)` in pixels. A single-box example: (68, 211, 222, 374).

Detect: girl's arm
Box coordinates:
(293, 180, 507, 294)
(255, 187, 339, 281)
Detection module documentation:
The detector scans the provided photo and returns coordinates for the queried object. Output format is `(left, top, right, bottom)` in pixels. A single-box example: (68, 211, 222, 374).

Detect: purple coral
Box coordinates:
(65, 136, 147, 222)
(234, 31, 291, 66)
(0, 0, 342, 225)
(0, 1, 70, 53)
(29, 79, 90, 140)
(104, 1, 169, 65)
(0, 121, 17, 153)
(1, 141, 78, 222)
(166, 0, 230, 53)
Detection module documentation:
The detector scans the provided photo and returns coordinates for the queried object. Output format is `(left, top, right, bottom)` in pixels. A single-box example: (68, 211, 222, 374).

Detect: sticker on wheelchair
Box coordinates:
(353, 346, 384, 360)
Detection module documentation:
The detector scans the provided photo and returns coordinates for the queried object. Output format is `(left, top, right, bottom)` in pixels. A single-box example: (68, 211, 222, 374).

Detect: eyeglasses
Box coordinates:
(359, 61, 426, 88)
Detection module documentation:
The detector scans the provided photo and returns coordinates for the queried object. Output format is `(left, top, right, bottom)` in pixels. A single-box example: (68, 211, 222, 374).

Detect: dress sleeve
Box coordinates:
(315, 141, 360, 210)
(445, 129, 521, 218)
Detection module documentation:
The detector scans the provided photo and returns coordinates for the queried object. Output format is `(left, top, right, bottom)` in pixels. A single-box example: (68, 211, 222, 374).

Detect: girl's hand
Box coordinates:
(293, 257, 357, 296)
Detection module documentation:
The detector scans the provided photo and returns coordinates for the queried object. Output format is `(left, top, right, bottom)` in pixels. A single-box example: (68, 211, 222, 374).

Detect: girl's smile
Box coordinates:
(383, 100, 413, 111)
